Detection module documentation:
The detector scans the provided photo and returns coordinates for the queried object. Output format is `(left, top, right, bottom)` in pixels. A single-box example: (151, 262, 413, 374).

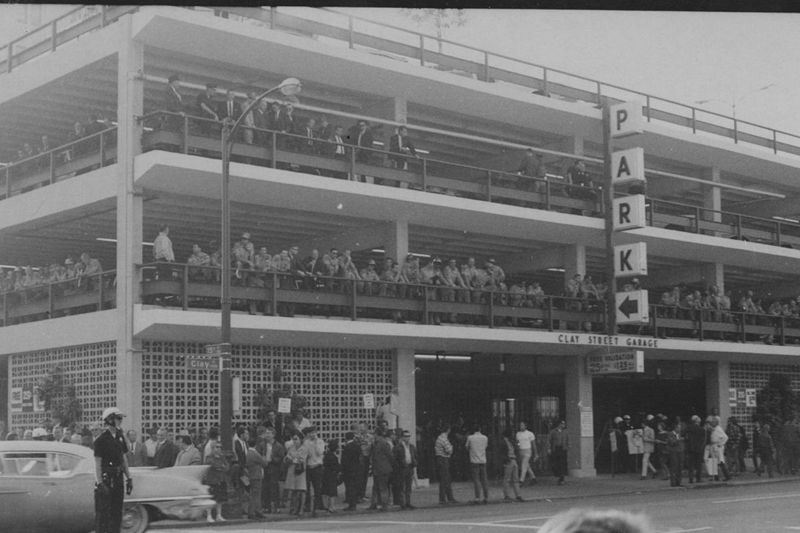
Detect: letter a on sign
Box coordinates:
(609, 101, 643, 138)
(611, 147, 645, 185)
(613, 195, 646, 231)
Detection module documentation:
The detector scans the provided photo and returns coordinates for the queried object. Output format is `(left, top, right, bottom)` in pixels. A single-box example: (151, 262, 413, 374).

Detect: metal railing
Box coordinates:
(645, 198, 800, 248)
(138, 262, 605, 330)
(649, 304, 800, 346)
(1, 270, 116, 326)
(2, 6, 799, 159)
(1, 126, 117, 200)
(140, 110, 602, 215)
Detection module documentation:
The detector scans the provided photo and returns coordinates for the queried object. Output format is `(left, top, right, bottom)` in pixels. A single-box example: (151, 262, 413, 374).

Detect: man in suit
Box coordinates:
(195, 83, 219, 137)
(341, 431, 363, 511)
(174, 434, 202, 466)
(393, 429, 417, 509)
(346, 120, 374, 182)
(258, 427, 286, 514)
(388, 126, 418, 170)
(163, 74, 185, 134)
(369, 427, 395, 511)
(153, 427, 179, 468)
(125, 429, 147, 467)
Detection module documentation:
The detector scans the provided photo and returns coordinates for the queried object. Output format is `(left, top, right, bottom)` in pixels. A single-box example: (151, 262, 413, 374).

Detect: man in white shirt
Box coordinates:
(516, 421, 539, 486)
(466, 424, 489, 504)
(152, 224, 175, 282)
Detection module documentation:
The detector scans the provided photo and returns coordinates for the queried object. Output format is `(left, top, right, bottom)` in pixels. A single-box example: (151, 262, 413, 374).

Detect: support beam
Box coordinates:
(566, 355, 596, 477)
(645, 263, 724, 291)
(394, 348, 416, 441)
(563, 244, 586, 285)
(383, 220, 409, 263)
(297, 222, 402, 256)
(705, 360, 730, 424)
(499, 246, 576, 275)
(115, 14, 144, 432)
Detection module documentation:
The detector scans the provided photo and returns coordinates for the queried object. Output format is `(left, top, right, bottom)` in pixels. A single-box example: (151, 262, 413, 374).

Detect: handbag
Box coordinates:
(239, 474, 250, 487)
(294, 462, 305, 475)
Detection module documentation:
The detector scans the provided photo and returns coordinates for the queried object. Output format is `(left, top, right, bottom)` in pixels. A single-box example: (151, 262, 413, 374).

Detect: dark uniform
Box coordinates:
(94, 428, 129, 533)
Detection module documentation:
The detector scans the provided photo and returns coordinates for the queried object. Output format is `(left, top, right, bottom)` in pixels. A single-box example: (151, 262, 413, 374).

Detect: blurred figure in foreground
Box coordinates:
(538, 508, 654, 533)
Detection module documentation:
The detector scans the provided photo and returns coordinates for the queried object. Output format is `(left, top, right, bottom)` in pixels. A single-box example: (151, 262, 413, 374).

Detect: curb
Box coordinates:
(150, 475, 800, 530)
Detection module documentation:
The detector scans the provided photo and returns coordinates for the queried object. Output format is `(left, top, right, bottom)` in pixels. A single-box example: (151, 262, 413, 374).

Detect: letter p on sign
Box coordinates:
(609, 101, 643, 138)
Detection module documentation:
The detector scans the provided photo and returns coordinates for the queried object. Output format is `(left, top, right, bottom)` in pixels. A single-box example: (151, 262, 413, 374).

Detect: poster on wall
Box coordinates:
(10, 387, 22, 413)
(21, 384, 34, 413)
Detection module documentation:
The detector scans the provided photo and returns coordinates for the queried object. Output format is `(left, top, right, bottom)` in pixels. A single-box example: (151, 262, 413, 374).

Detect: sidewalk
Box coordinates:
(154, 470, 800, 529)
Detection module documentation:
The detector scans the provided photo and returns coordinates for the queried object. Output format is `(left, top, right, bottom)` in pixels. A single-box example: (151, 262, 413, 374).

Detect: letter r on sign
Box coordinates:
(618, 202, 631, 225)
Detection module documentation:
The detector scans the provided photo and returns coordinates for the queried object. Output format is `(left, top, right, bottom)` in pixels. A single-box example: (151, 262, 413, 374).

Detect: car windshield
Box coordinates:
(0, 452, 81, 477)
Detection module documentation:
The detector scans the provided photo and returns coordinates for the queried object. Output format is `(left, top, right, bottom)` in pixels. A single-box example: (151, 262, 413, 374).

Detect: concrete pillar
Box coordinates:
(705, 360, 730, 423)
(363, 96, 407, 124)
(561, 136, 585, 173)
(115, 15, 144, 432)
(565, 355, 596, 477)
(701, 263, 725, 294)
(384, 220, 409, 263)
(394, 348, 416, 441)
(563, 244, 586, 286)
(703, 166, 722, 223)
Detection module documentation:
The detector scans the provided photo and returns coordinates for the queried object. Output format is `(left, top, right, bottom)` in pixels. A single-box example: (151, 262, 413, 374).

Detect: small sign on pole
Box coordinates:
(363, 393, 375, 409)
(277, 397, 292, 414)
(185, 353, 219, 370)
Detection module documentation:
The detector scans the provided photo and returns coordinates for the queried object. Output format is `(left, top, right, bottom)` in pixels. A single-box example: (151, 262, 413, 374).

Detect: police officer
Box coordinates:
(94, 406, 133, 533)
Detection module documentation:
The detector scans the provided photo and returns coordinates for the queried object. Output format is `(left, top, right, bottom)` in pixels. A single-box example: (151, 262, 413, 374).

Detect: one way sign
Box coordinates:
(615, 290, 649, 324)
(614, 243, 647, 277)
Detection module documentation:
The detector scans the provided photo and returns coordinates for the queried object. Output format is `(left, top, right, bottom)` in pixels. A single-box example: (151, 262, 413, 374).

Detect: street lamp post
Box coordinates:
(695, 83, 777, 120)
(219, 77, 301, 453)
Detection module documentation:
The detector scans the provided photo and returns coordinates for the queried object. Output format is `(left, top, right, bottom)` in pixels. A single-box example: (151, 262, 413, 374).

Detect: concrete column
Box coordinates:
(363, 96, 407, 124)
(394, 348, 416, 441)
(705, 360, 731, 423)
(701, 263, 725, 294)
(115, 15, 144, 432)
(565, 355, 596, 477)
(561, 136, 585, 173)
(384, 220, 409, 262)
(703, 166, 722, 223)
(563, 244, 586, 286)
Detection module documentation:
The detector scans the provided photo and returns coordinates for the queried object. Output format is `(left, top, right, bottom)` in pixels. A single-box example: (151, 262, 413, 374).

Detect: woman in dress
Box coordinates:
(283, 432, 309, 517)
(203, 439, 230, 522)
(322, 439, 341, 512)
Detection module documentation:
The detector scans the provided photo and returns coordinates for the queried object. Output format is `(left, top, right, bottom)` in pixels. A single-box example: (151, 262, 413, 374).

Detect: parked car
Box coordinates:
(0, 440, 215, 533)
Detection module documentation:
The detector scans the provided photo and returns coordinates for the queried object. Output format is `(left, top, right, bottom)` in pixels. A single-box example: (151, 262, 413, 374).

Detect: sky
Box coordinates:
(337, 8, 800, 136)
(1, 6, 798, 136)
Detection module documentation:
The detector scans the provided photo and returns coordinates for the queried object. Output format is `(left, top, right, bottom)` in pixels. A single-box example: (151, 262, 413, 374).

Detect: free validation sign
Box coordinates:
(587, 350, 644, 375)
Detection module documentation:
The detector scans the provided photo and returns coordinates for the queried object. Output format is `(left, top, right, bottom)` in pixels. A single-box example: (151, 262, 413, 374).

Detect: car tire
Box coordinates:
(122, 503, 149, 533)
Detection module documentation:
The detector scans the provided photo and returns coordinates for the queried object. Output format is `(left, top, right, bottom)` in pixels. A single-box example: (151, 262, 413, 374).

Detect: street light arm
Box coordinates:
(224, 78, 302, 146)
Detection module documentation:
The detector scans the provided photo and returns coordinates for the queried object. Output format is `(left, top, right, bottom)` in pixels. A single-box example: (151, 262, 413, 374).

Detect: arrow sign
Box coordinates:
(615, 290, 649, 324)
(618, 295, 638, 318)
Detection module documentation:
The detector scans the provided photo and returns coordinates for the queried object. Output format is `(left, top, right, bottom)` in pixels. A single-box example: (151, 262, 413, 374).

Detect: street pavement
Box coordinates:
(151, 470, 800, 532)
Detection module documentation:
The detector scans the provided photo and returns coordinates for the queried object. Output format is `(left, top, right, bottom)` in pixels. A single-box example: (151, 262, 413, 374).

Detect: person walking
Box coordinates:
(640, 419, 658, 480)
(499, 428, 524, 502)
(93, 407, 133, 533)
(369, 427, 395, 511)
(393, 429, 417, 510)
(685, 415, 706, 483)
(321, 439, 341, 513)
(666, 423, 685, 487)
(204, 439, 229, 522)
(548, 420, 569, 485)
(341, 431, 363, 511)
(284, 432, 309, 517)
(435, 423, 457, 504)
(516, 421, 539, 486)
(757, 423, 776, 478)
(466, 424, 490, 504)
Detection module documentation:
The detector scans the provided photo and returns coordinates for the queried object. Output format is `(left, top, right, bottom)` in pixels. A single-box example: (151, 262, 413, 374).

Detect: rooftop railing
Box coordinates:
(1, 6, 798, 159)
